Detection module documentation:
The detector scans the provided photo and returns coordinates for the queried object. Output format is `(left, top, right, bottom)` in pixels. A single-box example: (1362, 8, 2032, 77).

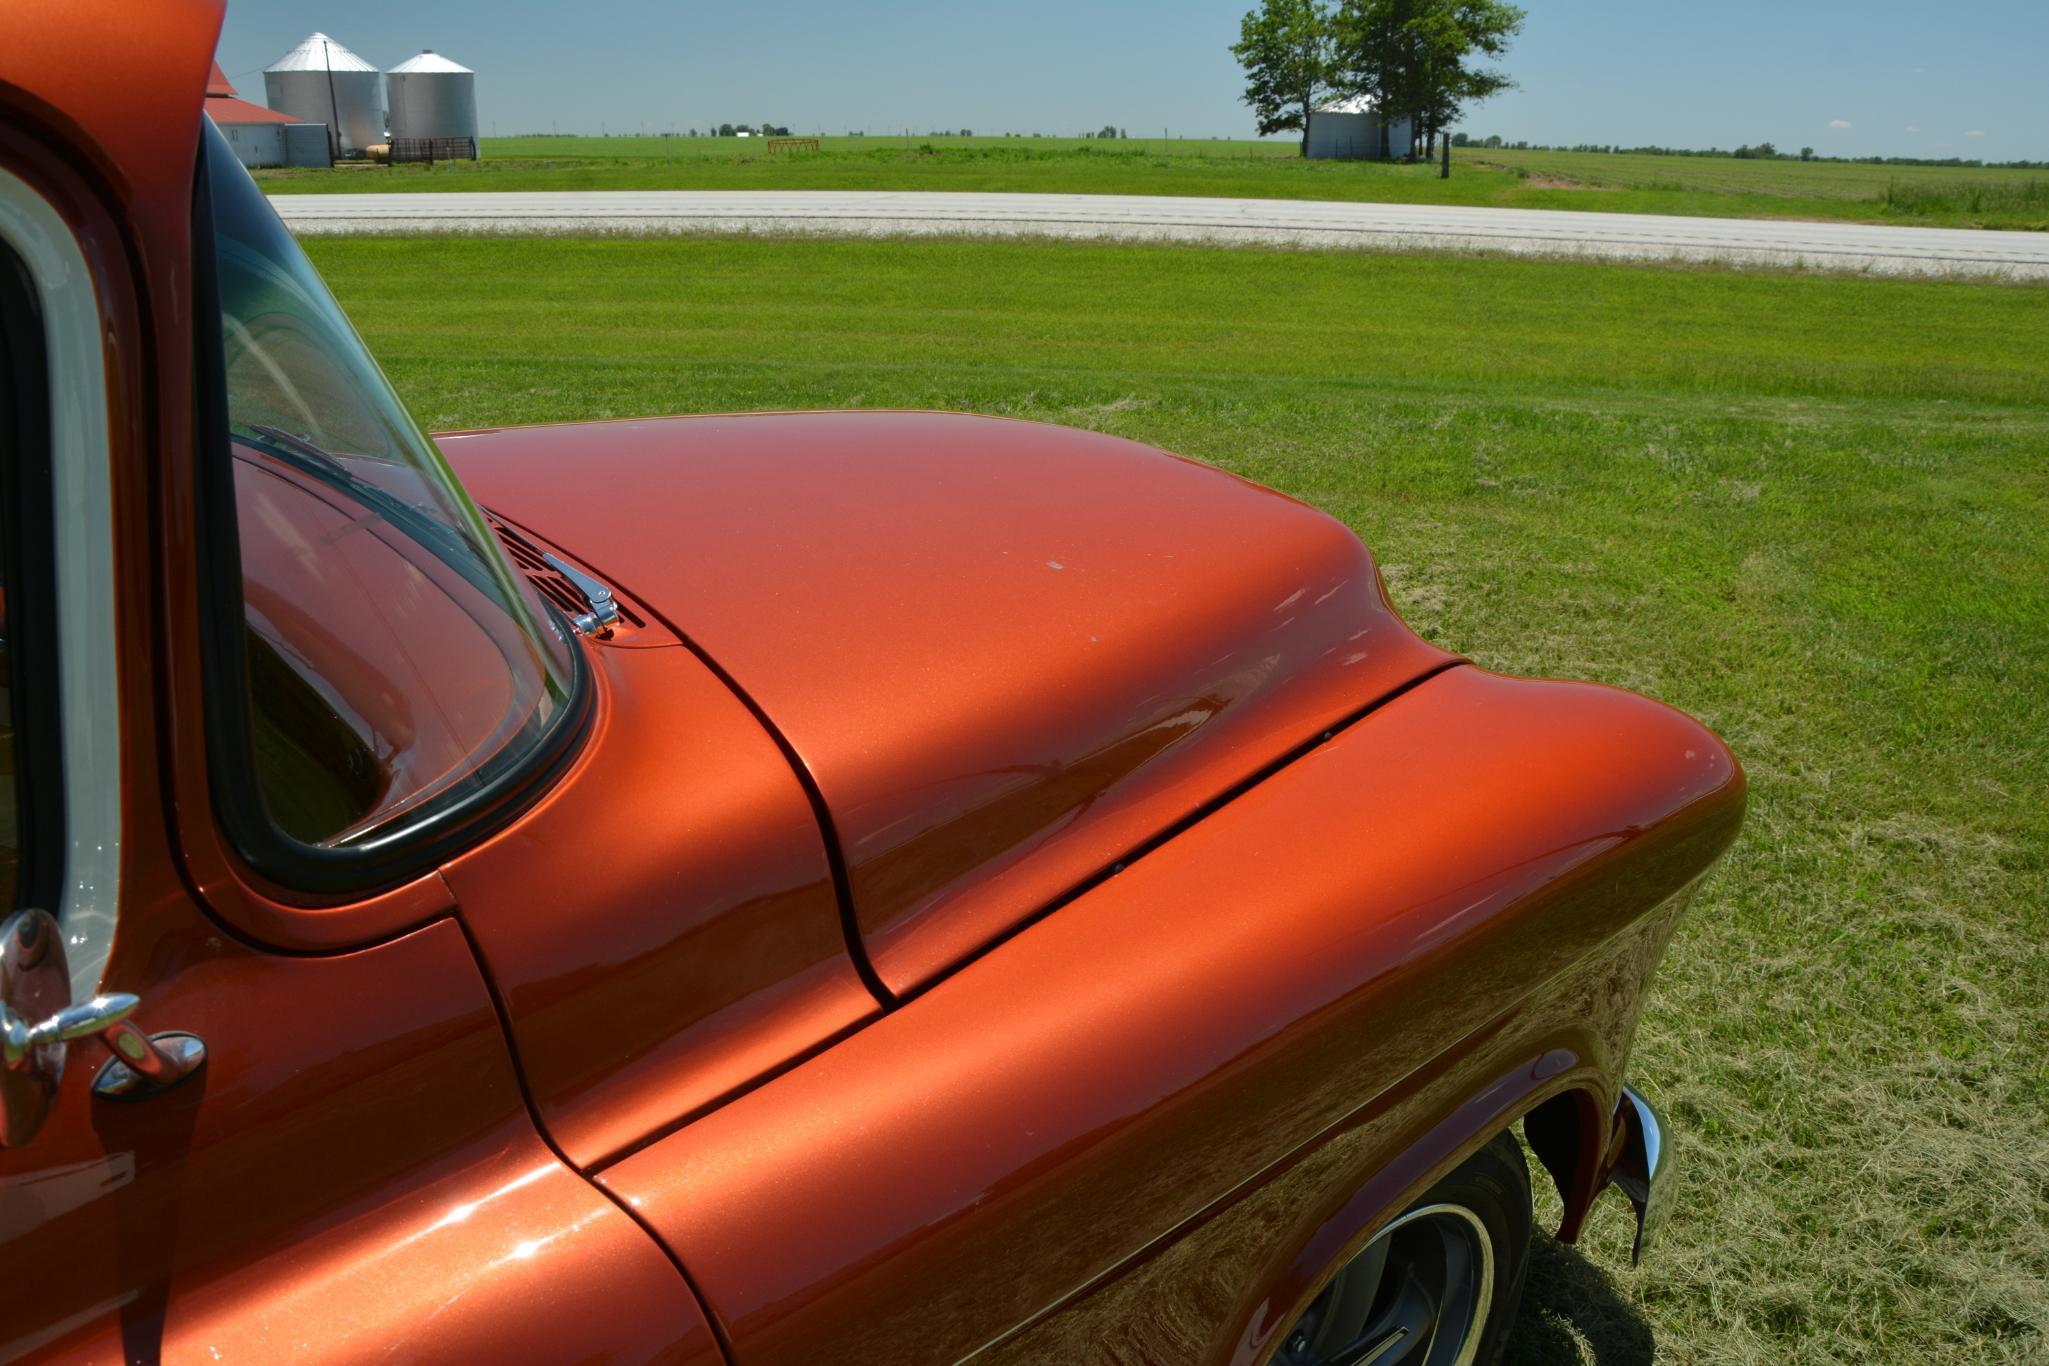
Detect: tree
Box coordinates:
(1331, 0, 1408, 159)
(1098, 123, 1119, 140)
(717, 122, 735, 137)
(1230, 0, 1336, 157)
(1420, 3, 1521, 158)
(1334, 0, 1523, 162)
(1800, 145, 1815, 160)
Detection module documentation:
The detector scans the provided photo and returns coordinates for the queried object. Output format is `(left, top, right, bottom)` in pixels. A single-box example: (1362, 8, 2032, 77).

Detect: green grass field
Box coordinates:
(1464, 146, 2049, 226)
(311, 233, 2049, 1362)
(258, 136, 2049, 229)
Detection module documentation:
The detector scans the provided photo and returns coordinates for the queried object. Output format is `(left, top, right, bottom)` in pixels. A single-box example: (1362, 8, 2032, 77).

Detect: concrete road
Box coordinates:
(271, 190, 2049, 278)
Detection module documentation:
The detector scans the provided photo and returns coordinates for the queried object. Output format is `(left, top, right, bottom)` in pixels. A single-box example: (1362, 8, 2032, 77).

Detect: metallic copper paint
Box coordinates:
(443, 643, 880, 1169)
(0, 915, 716, 1364)
(602, 668, 1743, 1363)
(3, 8, 719, 1359)
(5, 6, 1746, 1358)
(0, 2, 448, 954)
(980, 898, 1682, 1366)
(445, 412, 1456, 996)
(0, 0, 228, 969)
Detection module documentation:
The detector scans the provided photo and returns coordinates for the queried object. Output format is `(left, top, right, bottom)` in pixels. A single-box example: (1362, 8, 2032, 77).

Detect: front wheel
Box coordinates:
(1277, 1131, 1533, 1366)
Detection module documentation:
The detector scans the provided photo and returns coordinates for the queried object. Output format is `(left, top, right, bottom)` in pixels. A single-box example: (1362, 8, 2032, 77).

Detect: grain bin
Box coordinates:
(386, 51, 478, 149)
(264, 32, 381, 158)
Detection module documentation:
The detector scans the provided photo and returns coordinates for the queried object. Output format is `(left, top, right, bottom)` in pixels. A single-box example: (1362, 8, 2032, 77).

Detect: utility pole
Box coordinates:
(322, 38, 342, 161)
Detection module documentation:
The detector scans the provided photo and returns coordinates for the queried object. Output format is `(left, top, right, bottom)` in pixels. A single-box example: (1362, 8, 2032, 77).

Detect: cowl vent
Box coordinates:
(487, 513, 650, 637)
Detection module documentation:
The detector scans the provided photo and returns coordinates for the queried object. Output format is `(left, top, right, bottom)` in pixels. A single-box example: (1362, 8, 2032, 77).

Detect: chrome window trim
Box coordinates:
(0, 166, 122, 1000)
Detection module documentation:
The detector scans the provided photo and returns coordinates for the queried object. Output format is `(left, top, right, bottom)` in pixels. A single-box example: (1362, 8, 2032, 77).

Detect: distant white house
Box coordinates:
(736, 129, 752, 138)
(1306, 94, 1413, 161)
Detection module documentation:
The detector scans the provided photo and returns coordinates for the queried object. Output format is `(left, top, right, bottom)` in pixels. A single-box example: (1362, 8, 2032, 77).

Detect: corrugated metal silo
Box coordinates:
(264, 32, 382, 158)
(386, 51, 479, 147)
(282, 124, 336, 168)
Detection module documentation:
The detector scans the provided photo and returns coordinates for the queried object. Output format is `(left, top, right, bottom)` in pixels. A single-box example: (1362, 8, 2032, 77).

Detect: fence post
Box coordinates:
(1441, 133, 1450, 178)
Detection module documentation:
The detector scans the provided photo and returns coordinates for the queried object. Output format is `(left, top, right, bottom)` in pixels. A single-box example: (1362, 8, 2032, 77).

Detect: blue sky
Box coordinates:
(215, 0, 2049, 160)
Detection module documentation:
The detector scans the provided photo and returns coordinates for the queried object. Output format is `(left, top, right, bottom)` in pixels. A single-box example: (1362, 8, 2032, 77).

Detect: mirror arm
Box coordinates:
(2, 992, 206, 1100)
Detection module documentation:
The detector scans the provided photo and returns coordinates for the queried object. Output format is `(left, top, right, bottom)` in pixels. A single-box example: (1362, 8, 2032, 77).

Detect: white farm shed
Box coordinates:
(1306, 94, 1413, 161)
(204, 62, 330, 169)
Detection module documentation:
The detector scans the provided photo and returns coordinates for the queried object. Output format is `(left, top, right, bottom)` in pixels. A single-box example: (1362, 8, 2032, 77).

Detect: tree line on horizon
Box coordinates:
(483, 129, 2041, 169)
(1232, 0, 1522, 162)
(1451, 135, 2047, 169)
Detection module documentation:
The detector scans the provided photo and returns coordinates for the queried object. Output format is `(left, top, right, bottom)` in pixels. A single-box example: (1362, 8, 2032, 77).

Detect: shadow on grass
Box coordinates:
(1502, 1231, 1655, 1365)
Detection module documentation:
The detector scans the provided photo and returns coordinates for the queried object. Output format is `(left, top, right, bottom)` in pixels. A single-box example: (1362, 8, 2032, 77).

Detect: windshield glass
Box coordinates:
(205, 121, 576, 850)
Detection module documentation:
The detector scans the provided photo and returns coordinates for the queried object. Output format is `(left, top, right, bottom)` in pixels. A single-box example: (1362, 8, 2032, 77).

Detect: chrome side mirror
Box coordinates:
(0, 909, 69, 1147)
(0, 909, 206, 1147)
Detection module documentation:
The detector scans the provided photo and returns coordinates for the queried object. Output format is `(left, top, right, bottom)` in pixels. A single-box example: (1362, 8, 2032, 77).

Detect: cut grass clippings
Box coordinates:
(310, 233, 2049, 1363)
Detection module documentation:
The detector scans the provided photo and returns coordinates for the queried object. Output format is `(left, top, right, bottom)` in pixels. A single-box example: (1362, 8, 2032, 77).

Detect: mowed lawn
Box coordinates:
(311, 235, 2049, 1362)
(261, 135, 2049, 230)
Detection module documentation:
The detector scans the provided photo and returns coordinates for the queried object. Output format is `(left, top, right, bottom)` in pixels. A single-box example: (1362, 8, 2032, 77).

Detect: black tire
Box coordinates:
(1278, 1131, 1533, 1366)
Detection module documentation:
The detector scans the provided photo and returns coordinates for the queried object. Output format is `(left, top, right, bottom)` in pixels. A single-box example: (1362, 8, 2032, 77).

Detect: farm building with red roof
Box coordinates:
(204, 62, 329, 168)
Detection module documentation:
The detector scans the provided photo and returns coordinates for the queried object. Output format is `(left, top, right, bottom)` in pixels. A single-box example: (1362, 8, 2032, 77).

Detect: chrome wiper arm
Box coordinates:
(542, 553, 621, 636)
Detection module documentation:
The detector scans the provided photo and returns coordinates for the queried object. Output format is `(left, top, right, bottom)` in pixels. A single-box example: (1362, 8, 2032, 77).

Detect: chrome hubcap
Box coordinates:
(1279, 1203, 1495, 1366)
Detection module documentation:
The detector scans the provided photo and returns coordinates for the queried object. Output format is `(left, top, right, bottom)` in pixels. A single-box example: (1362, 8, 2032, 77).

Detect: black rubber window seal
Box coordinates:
(188, 125, 592, 901)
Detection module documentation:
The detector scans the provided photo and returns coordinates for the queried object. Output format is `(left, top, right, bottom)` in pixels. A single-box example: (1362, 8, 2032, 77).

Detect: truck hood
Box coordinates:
(441, 412, 1455, 996)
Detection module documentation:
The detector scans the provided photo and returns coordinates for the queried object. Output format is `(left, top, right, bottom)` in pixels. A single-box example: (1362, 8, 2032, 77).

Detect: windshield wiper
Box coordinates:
(241, 423, 500, 600)
(249, 422, 351, 480)
(540, 552, 622, 636)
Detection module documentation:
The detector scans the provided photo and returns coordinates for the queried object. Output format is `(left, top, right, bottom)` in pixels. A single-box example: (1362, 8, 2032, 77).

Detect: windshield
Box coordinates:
(204, 121, 577, 852)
